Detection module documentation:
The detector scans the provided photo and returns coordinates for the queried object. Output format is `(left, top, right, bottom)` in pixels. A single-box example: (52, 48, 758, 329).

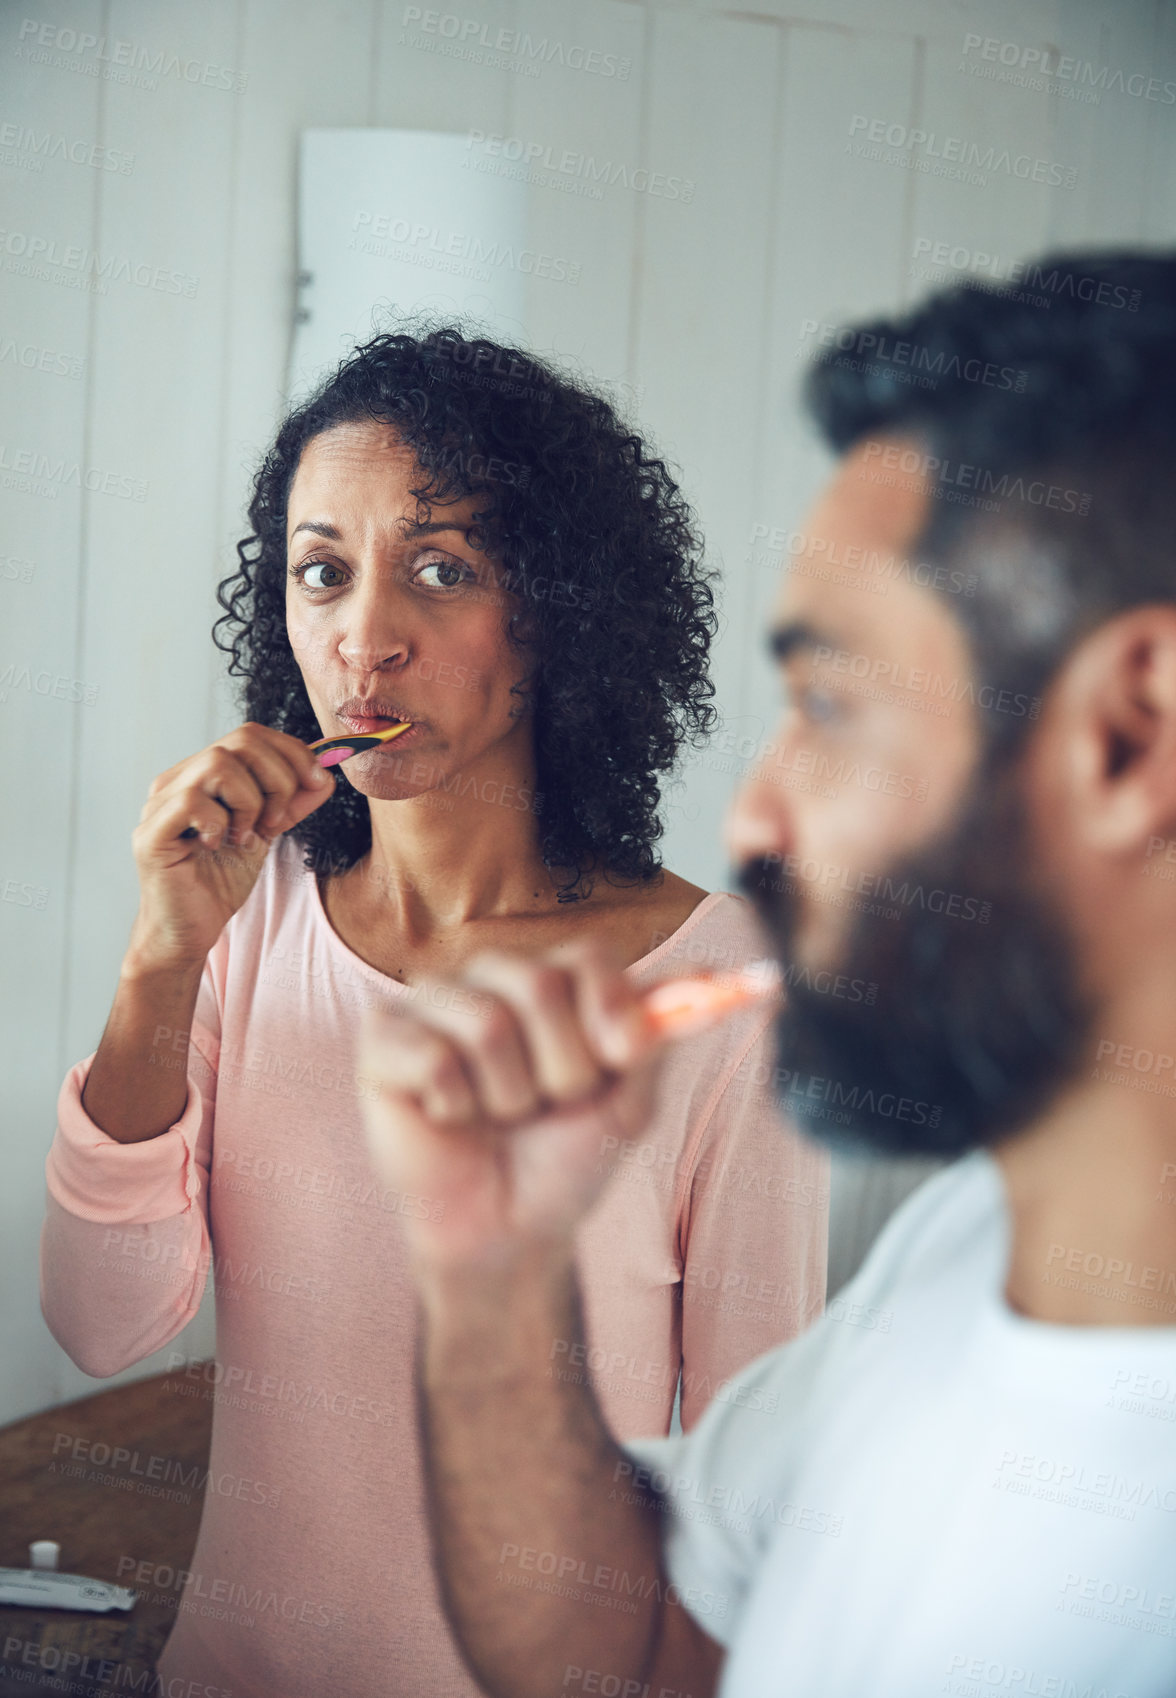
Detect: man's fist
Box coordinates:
(357, 941, 665, 1273)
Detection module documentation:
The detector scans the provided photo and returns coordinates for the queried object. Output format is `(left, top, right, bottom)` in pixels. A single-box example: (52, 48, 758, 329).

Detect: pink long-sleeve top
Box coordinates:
(41, 835, 829, 1698)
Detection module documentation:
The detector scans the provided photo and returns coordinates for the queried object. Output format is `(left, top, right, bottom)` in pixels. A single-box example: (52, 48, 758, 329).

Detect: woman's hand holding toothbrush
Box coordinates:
(125, 722, 338, 975)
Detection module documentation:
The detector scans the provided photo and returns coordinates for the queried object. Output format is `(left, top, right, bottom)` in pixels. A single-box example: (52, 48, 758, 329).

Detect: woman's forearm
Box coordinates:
(417, 1246, 721, 1698)
(80, 956, 205, 1143)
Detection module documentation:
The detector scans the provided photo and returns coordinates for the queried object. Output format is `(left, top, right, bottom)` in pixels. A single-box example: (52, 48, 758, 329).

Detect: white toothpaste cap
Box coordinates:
(29, 1541, 60, 1571)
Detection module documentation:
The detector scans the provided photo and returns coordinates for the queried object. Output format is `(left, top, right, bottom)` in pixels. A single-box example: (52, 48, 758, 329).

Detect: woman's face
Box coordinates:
(285, 420, 532, 801)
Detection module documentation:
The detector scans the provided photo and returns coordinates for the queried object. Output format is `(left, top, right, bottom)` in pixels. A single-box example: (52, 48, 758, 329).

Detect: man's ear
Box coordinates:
(1061, 606, 1176, 854)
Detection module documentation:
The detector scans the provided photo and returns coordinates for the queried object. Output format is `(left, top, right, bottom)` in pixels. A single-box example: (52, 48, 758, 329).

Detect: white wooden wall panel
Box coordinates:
(1042, 0, 1174, 247)
(1, 0, 1174, 1421)
(48, 0, 248, 1412)
(632, 9, 781, 887)
(0, 0, 104, 1424)
(65, 0, 243, 1061)
(753, 24, 921, 613)
(210, 0, 380, 734)
(374, 0, 514, 133)
(727, 0, 1080, 42)
(733, 21, 933, 1289)
(1143, 3, 1176, 238)
(904, 37, 1065, 279)
(507, 0, 645, 388)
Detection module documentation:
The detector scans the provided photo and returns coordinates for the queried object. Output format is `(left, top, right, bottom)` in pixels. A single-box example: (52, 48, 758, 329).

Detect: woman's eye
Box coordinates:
(416, 557, 474, 590)
(296, 559, 346, 590)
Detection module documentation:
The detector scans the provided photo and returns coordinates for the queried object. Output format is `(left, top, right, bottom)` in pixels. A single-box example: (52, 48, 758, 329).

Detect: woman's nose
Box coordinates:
(336, 579, 411, 672)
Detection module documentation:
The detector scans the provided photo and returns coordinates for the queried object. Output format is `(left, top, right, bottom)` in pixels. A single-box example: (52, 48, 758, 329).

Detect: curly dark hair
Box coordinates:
(803, 248, 1176, 752)
(214, 324, 719, 901)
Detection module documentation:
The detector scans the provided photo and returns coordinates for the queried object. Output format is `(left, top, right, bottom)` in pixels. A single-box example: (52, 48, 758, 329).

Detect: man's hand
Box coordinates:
(358, 941, 665, 1272)
(356, 940, 723, 1698)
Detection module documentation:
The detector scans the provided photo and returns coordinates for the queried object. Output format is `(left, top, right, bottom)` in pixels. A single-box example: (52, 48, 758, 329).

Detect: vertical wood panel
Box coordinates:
(630, 9, 781, 889)
(1040, 0, 1176, 247)
(212, 0, 379, 734)
(708, 0, 1072, 39)
(65, 0, 245, 1074)
(740, 22, 925, 1299)
(902, 31, 1069, 300)
(373, 0, 515, 134)
(0, 0, 103, 1427)
(50, 0, 247, 1408)
(507, 0, 644, 373)
(748, 22, 920, 730)
(1139, 0, 1176, 241)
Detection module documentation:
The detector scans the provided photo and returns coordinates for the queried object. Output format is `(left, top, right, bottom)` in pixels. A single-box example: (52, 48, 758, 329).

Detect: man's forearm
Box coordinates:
(418, 1246, 720, 1698)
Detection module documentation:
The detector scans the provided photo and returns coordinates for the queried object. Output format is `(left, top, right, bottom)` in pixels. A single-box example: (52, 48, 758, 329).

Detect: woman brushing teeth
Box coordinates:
(40, 327, 828, 1698)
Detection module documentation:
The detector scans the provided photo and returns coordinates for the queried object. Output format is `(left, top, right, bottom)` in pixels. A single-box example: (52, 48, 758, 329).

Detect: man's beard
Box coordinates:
(736, 752, 1093, 1157)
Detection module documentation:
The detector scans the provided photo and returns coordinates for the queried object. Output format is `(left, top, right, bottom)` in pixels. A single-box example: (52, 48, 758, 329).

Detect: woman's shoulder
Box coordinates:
(628, 874, 766, 979)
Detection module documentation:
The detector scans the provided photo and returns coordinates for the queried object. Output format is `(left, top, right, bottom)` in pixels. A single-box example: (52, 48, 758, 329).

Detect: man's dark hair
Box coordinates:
(214, 324, 718, 901)
(734, 252, 1176, 1160)
(804, 250, 1176, 751)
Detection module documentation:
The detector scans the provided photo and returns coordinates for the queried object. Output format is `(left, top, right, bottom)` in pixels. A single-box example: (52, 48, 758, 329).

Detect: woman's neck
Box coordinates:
(350, 782, 570, 941)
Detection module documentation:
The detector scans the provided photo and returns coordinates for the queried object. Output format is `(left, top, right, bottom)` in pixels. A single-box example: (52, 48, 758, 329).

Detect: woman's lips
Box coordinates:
(337, 714, 421, 747)
(340, 713, 409, 731)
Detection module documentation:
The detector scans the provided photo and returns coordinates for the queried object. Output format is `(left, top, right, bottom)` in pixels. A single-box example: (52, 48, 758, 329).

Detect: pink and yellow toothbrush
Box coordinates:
(178, 722, 414, 839)
(306, 721, 415, 767)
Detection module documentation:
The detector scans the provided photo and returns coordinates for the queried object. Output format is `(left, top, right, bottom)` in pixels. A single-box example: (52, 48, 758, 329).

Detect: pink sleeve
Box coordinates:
(677, 1012, 830, 1431)
(39, 958, 222, 1379)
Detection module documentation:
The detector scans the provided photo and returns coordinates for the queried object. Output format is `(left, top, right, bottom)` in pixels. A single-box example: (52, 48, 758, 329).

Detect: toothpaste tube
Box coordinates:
(0, 1567, 136, 1611)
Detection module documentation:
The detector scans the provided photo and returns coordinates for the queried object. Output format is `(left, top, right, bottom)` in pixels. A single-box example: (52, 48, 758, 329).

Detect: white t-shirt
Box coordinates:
(624, 1150, 1176, 1698)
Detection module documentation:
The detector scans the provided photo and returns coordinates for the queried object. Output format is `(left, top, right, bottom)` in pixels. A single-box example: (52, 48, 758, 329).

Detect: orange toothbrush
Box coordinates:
(641, 958, 783, 1039)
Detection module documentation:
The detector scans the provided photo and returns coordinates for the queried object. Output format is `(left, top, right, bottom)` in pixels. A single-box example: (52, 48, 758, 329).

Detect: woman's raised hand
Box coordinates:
(126, 722, 335, 972)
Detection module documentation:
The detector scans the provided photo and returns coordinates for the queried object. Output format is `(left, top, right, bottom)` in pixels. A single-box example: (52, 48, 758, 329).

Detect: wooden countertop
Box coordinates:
(0, 1369, 213, 1698)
